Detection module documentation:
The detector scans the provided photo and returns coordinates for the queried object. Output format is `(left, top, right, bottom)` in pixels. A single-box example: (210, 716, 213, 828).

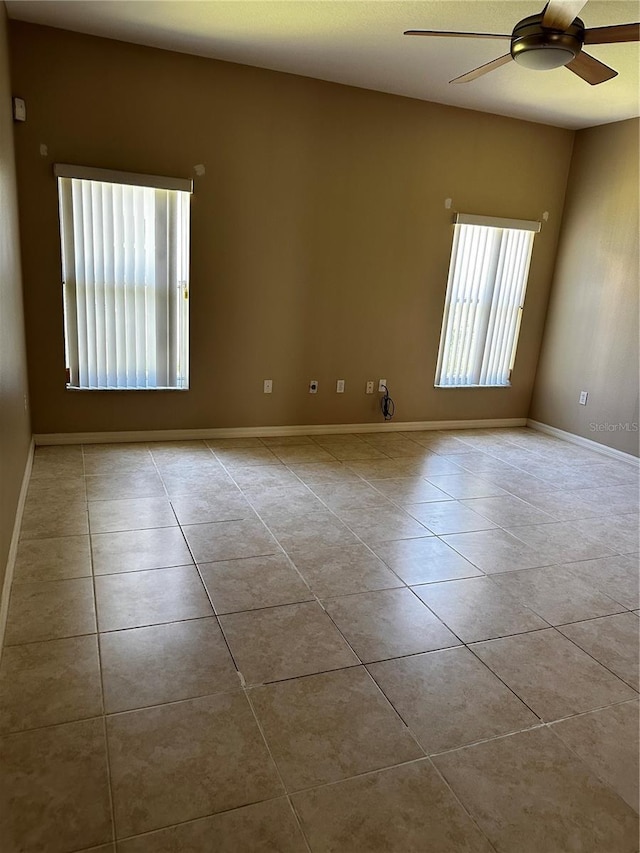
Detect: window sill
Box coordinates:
(65, 386, 189, 392)
(434, 383, 512, 389)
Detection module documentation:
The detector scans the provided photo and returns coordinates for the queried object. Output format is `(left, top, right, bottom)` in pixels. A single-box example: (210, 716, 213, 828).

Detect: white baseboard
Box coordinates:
(34, 418, 528, 445)
(0, 438, 35, 656)
(527, 419, 639, 467)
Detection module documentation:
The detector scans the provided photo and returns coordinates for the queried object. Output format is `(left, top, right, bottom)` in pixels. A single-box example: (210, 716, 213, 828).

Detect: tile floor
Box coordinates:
(1, 426, 639, 852)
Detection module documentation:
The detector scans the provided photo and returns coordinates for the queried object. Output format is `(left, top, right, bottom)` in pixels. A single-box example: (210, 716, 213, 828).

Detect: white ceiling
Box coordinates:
(6, 0, 640, 129)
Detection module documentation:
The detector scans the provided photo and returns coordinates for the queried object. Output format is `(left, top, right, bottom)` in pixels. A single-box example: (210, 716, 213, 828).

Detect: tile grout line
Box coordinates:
(82, 443, 118, 850)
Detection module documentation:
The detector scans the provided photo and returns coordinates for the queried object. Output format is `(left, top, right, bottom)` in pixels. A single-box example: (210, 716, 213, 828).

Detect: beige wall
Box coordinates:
(0, 7, 31, 592)
(10, 22, 574, 435)
(530, 119, 639, 457)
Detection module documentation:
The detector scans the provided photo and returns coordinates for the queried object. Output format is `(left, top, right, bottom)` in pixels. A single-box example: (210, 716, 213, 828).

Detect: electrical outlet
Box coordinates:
(378, 379, 387, 392)
(579, 390, 588, 405)
(309, 380, 318, 394)
(336, 379, 345, 393)
(263, 379, 272, 394)
(366, 381, 374, 394)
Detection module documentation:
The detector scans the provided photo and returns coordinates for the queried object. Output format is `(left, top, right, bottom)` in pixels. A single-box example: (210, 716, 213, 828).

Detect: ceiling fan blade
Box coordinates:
(542, 0, 588, 30)
(450, 54, 513, 84)
(584, 22, 640, 44)
(404, 30, 510, 39)
(566, 51, 618, 84)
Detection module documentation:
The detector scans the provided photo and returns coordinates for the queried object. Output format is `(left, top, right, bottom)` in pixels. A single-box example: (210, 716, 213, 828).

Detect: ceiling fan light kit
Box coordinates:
(405, 0, 639, 86)
(511, 13, 583, 70)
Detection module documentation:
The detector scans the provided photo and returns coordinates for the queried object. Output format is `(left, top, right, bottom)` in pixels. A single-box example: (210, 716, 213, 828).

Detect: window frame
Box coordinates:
(55, 164, 192, 391)
(434, 213, 540, 389)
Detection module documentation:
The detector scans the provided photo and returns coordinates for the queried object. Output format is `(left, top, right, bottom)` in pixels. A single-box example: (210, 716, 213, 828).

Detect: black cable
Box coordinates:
(380, 385, 395, 421)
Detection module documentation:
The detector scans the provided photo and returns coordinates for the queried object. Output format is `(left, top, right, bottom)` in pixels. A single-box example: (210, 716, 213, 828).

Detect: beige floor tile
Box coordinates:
(326, 444, 389, 461)
(550, 700, 639, 812)
(206, 437, 265, 449)
(100, 617, 239, 713)
(288, 543, 403, 597)
(220, 601, 358, 685)
(213, 447, 281, 468)
(433, 727, 639, 853)
(30, 445, 84, 480)
(425, 472, 507, 499)
(148, 439, 212, 457)
(95, 566, 212, 631)
(83, 452, 156, 477)
(92, 527, 193, 574)
(372, 536, 482, 584)
(506, 520, 617, 563)
(567, 554, 640, 610)
(158, 468, 236, 497)
(13, 534, 91, 582)
(442, 528, 556, 573)
(0, 718, 112, 853)
(250, 667, 422, 790)
(88, 497, 177, 534)
(572, 513, 640, 554)
(200, 554, 313, 613)
(182, 518, 280, 562)
(414, 576, 548, 642)
(346, 458, 432, 481)
(231, 465, 303, 489)
(366, 476, 453, 505)
(19, 498, 89, 539)
(576, 483, 640, 516)
(4, 577, 96, 645)
(471, 629, 636, 721)
(335, 505, 430, 544)
(292, 759, 494, 852)
(27, 477, 86, 501)
(243, 485, 325, 515)
(309, 480, 393, 510)
(169, 490, 253, 525)
(287, 461, 362, 484)
(361, 436, 428, 458)
(369, 646, 539, 754)
(261, 434, 315, 446)
(322, 588, 460, 663)
(409, 455, 469, 477)
(116, 798, 307, 852)
(85, 471, 165, 501)
(263, 510, 361, 551)
(489, 565, 627, 625)
(312, 435, 369, 449)
(82, 444, 151, 474)
(462, 495, 556, 527)
(0, 635, 102, 733)
(272, 445, 336, 463)
(405, 501, 498, 535)
(107, 693, 283, 837)
(558, 612, 639, 690)
(514, 488, 602, 521)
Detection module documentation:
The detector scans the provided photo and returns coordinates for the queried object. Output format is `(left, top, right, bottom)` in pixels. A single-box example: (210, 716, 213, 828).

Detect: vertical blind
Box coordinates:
(57, 169, 191, 389)
(435, 215, 539, 387)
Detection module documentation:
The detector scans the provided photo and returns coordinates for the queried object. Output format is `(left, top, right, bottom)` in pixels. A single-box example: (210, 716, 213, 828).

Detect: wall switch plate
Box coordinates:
(378, 379, 387, 392)
(12, 97, 26, 122)
(309, 380, 318, 394)
(263, 379, 273, 394)
(336, 379, 345, 393)
(366, 381, 374, 394)
(579, 390, 588, 405)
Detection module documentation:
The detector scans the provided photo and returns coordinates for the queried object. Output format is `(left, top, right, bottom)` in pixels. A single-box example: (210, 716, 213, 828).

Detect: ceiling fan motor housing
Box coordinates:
(511, 13, 584, 70)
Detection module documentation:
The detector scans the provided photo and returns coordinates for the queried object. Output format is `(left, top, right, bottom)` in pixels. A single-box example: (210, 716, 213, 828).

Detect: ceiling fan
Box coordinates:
(405, 0, 640, 84)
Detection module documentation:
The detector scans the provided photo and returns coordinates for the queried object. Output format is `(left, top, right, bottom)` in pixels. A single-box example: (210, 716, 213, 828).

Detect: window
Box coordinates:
(435, 213, 540, 388)
(56, 165, 192, 390)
